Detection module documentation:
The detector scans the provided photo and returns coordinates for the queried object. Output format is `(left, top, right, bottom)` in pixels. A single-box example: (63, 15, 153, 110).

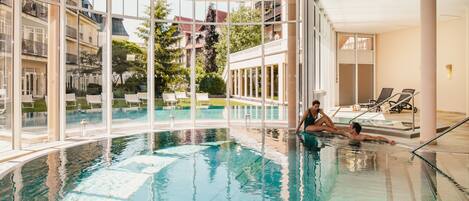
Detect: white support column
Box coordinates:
(278, 63, 285, 103)
(466, 7, 469, 117)
(244, 69, 247, 97)
(12, 0, 22, 149)
(249, 68, 253, 97)
(237, 69, 241, 96)
(105, 0, 113, 135)
(271, 65, 274, 101)
(255, 67, 258, 98)
(59, 0, 66, 140)
(287, 0, 297, 129)
(148, 0, 155, 130)
(420, 0, 437, 142)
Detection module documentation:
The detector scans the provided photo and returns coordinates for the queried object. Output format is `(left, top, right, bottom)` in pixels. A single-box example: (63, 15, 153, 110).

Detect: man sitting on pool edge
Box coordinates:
(341, 122, 396, 145)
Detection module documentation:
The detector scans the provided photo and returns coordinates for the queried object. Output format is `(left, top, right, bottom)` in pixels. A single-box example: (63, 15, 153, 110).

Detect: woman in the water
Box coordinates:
(295, 100, 338, 134)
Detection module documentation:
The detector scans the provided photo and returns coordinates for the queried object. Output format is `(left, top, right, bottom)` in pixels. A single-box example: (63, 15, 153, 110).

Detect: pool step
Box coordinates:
(63, 145, 213, 201)
(329, 172, 387, 201)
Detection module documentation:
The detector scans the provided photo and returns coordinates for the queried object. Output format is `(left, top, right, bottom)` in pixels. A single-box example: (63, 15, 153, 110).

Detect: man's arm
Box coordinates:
(363, 135, 396, 145)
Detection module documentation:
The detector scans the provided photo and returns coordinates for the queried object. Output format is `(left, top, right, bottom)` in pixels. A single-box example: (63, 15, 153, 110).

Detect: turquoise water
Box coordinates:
(0, 129, 451, 200)
(19, 106, 287, 128)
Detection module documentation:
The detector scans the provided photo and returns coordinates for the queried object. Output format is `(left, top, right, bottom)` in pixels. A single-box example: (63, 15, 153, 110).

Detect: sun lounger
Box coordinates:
(360, 88, 393, 111)
(22, 94, 35, 109)
(388, 88, 417, 113)
(125, 94, 141, 107)
(86, 95, 102, 109)
(66, 93, 77, 107)
(196, 93, 210, 105)
(162, 93, 177, 106)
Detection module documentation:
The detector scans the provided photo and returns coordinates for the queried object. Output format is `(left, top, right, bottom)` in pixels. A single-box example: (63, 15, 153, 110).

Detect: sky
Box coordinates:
(89, 0, 245, 43)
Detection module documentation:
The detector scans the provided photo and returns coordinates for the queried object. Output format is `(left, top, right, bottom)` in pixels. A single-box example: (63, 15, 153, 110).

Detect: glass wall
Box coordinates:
(0, 0, 339, 152)
(65, 3, 107, 136)
(300, 0, 335, 112)
(337, 33, 374, 106)
(0, 0, 12, 152)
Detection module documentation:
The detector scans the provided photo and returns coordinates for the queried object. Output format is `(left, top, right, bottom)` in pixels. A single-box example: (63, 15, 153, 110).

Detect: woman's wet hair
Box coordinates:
(351, 122, 362, 134)
(312, 100, 320, 106)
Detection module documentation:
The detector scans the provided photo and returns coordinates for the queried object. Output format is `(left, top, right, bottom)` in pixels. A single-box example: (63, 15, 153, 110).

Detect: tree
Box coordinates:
(202, 4, 219, 73)
(111, 40, 145, 85)
(214, 6, 262, 73)
(137, 0, 189, 96)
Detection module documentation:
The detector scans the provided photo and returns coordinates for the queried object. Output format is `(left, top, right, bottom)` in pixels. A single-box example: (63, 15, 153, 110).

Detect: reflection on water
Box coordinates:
(12, 106, 288, 129)
(0, 128, 464, 200)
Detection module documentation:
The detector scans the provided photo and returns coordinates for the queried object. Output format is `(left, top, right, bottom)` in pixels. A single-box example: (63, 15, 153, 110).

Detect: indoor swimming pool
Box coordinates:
(0, 128, 466, 200)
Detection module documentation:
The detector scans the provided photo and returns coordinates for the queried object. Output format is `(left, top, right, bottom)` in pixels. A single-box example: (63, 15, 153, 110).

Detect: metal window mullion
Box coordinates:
(12, 0, 22, 149)
(190, 0, 196, 127)
(105, 0, 112, 135)
(261, 0, 266, 128)
(59, 0, 66, 140)
(226, 0, 231, 126)
(354, 33, 358, 104)
(295, 0, 300, 123)
(148, 0, 155, 130)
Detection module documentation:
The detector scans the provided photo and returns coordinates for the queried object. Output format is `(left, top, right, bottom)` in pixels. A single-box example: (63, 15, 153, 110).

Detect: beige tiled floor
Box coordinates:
(380, 111, 469, 154)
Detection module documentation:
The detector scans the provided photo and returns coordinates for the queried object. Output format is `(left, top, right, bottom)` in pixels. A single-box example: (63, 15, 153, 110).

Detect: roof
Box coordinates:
(173, 16, 203, 33)
(112, 18, 129, 37)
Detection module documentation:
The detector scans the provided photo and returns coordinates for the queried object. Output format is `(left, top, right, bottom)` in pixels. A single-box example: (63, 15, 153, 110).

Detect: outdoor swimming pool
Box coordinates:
(0, 128, 464, 201)
(18, 106, 288, 128)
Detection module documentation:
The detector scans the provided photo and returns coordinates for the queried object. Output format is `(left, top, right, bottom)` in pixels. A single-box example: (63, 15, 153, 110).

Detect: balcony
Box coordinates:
(264, 6, 282, 22)
(22, 39, 47, 57)
(0, 0, 11, 7)
(66, 53, 78, 64)
(22, 0, 48, 21)
(66, 26, 78, 39)
(66, 0, 78, 7)
(0, 33, 11, 52)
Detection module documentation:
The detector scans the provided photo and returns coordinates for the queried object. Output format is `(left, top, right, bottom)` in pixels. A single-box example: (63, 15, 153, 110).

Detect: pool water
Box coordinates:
(0, 128, 464, 201)
(18, 106, 287, 128)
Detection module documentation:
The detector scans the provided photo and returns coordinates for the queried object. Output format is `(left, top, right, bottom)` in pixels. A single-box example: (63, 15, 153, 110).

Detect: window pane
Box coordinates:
(65, 10, 106, 137)
(195, 24, 228, 124)
(112, 18, 148, 130)
(21, 0, 59, 147)
(0, 0, 13, 151)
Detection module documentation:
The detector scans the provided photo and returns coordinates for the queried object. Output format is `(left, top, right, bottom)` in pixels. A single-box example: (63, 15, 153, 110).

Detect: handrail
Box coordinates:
(347, 92, 414, 124)
(367, 91, 420, 131)
(411, 116, 469, 153)
(331, 106, 341, 118)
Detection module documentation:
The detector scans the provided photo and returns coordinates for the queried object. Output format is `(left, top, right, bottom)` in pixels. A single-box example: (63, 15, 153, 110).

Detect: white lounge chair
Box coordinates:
(22, 94, 35, 109)
(66, 93, 77, 107)
(175, 92, 188, 100)
(86, 95, 102, 109)
(162, 93, 177, 106)
(137, 92, 147, 103)
(196, 93, 210, 105)
(124, 94, 141, 107)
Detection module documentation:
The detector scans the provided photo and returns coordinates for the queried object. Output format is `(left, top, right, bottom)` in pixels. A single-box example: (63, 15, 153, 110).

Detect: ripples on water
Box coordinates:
(0, 129, 447, 201)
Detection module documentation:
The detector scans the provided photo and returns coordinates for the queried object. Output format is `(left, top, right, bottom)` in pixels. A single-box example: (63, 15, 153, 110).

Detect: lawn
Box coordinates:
(21, 98, 251, 113)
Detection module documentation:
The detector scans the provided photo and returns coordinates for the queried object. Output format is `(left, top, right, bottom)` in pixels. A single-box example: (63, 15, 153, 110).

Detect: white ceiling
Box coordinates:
(320, 0, 469, 33)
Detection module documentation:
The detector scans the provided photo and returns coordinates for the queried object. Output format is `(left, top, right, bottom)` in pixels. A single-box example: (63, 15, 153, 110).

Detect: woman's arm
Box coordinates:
(295, 110, 308, 133)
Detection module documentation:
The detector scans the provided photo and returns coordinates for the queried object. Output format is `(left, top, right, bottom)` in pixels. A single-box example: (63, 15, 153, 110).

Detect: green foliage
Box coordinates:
(203, 4, 219, 73)
(137, 0, 189, 96)
(215, 6, 262, 73)
(195, 53, 206, 84)
(112, 40, 146, 85)
(198, 73, 226, 95)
